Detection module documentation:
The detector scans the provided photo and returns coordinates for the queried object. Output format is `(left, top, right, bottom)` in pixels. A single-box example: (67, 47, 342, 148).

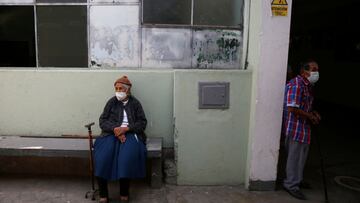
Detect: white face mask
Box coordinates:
(307, 71, 319, 84)
(115, 92, 127, 101)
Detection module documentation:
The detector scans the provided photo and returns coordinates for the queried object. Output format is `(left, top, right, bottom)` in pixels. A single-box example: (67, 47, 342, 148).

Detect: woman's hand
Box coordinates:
(114, 126, 129, 136)
(114, 127, 122, 137)
(118, 134, 126, 143)
(114, 126, 129, 143)
(119, 127, 129, 135)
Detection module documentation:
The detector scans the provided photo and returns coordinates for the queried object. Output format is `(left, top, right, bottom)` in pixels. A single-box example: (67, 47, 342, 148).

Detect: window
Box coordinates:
(143, 0, 191, 25)
(0, 6, 36, 67)
(141, 0, 244, 69)
(37, 0, 86, 2)
(0, 0, 245, 69)
(194, 0, 243, 27)
(142, 0, 244, 28)
(37, 6, 88, 67)
(0, 1, 87, 68)
(90, 5, 140, 68)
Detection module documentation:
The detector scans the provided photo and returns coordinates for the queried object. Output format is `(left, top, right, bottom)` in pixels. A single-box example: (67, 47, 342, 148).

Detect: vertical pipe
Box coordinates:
(242, 0, 251, 70)
(34, 3, 39, 68)
(139, 1, 143, 68)
(87, 0, 91, 68)
(190, 0, 195, 68)
(191, 0, 194, 25)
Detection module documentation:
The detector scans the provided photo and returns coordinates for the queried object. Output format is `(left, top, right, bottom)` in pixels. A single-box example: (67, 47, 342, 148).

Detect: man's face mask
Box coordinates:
(307, 71, 319, 84)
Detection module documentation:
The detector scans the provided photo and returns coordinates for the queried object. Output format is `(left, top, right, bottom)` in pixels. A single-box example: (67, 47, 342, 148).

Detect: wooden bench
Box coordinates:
(0, 136, 163, 188)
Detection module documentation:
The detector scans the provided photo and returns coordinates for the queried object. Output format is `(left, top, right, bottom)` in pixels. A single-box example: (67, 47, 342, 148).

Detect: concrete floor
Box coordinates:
(0, 175, 327, 203)
(277, 102, 360, 203)
(303, 104, 360, 203)
(1, 103, 359, 203)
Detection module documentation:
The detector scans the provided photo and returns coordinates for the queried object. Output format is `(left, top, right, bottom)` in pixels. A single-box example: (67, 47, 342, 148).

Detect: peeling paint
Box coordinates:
(91, 26, 139, 68)
(142, 28, 191, 68)
(192, 30, 242, 69)
(89, 5, 139, 68)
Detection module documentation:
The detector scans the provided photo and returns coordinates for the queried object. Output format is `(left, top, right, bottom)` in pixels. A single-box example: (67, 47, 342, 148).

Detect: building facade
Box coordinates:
(0, 0, 292, 190)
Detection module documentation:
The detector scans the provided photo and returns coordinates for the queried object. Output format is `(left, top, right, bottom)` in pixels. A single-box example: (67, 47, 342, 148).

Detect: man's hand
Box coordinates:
(312, 111, 321, 121)
(118, 134, 126, 143)
(309, 111, 321, 125)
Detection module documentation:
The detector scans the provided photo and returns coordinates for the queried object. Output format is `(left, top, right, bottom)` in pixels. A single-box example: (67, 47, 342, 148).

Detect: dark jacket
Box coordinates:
(99, 95, 147, 142)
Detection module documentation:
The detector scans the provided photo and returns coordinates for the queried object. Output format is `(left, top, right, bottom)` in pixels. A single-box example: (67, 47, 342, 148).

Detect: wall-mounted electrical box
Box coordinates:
(198, 82, 230, 109)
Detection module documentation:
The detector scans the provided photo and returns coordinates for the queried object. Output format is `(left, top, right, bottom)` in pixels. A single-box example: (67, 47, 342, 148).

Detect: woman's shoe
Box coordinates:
(120, 196, 129, 202)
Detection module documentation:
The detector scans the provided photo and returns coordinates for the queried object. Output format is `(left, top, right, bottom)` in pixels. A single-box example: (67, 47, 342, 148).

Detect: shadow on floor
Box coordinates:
(277, 101, 360, 203)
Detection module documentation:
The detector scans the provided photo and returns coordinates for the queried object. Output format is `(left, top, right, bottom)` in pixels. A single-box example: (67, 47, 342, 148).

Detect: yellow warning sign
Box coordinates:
(271, 0, 288, 16)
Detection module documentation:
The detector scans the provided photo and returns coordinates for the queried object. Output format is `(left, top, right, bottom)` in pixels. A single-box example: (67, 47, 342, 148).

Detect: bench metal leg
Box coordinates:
(151, 158, 163, 188)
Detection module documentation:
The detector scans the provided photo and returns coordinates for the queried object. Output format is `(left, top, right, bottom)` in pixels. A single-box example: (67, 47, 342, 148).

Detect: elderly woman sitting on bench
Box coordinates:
(94, 75, 147, 203)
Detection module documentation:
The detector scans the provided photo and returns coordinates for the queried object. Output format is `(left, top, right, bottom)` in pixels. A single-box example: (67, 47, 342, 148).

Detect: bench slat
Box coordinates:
(0, 136, 162, 158)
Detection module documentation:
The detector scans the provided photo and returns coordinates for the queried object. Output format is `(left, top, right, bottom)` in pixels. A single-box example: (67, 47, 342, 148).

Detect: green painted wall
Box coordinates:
(0, 69, 252, 184)
(174, 70, 252, 185)
(0, 69, 174, 147)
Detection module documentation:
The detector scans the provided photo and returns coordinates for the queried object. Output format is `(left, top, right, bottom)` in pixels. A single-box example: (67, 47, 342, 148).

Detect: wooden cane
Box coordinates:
(84, 122, 98, 200)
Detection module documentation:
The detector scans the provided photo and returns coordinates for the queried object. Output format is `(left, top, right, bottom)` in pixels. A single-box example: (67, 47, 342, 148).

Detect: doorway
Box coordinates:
(278, 0, 360, 202)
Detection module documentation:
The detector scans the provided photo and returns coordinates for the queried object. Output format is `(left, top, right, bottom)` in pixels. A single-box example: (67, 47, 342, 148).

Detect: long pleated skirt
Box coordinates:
(94, 133, 146, 181)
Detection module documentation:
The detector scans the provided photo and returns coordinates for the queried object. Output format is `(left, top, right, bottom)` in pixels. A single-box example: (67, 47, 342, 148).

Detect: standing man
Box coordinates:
(283, 60, 321, 200)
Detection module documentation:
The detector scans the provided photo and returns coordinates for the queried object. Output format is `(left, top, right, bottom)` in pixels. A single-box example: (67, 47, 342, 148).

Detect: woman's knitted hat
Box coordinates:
(114, 75, 132, 87)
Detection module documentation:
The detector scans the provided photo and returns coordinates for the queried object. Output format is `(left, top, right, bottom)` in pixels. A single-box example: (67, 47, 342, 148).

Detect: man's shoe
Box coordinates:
(283, 187, 307, 200)
(120, 196, 129, 202)
(98, 197, 108, 203)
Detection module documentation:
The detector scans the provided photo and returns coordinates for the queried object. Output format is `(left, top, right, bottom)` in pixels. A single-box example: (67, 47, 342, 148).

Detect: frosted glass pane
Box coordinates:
(192, 29, 243, 69)
(194, 0, 243, 26)
(0, 6, 35, 67)
(143, 0, 191, 25)
(0, 0, 33, 3)
(37, 0, 86, 3)
(142, 28, 191, 68)
(37, 6, 88, 67)
(90, 6, 140, 68)
(90, 0, 138, 2)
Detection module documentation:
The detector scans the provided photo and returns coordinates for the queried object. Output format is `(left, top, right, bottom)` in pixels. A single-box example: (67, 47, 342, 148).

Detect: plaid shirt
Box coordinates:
(284, 75, 313, 144)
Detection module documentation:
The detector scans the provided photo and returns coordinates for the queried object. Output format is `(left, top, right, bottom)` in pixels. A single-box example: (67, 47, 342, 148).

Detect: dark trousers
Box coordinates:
(97, 177, 130, 198)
